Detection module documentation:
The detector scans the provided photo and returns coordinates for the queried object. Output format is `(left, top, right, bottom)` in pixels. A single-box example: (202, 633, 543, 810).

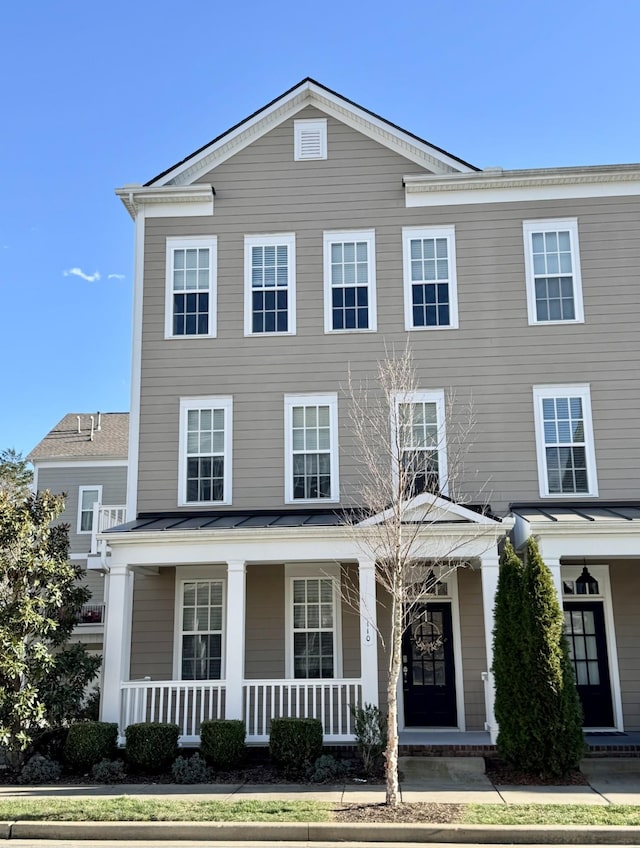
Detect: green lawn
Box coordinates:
(0, 798, 639, 826)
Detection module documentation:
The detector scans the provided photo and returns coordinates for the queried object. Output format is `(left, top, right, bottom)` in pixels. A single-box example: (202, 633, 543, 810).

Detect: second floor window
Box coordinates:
(403, 227, 459, 330)
(523, 219, 584, 324)
(77, 485, 102, 534)
(533, 385, 597, 497)
(178, 397, 232, 506)
(323, 230, 376, 332)
(394, 391, 448, 497)
(285, 394, 339, 503)
(244, 234, 296, 335)
(165, 237, 217, 338)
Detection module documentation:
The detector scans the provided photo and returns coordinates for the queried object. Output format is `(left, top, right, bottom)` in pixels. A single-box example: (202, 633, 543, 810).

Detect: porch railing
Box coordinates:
(91, 504, 127, 555)
(78, 602, 105, 625)
(119, 679, 362, 743)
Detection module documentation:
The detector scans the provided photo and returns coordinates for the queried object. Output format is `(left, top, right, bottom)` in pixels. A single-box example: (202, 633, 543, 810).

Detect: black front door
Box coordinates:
(402, 603, 457, 727)
(564, 602, 614, 727)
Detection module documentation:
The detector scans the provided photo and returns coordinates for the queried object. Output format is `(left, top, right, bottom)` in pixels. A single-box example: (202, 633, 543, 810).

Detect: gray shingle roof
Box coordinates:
(28, 413, 129, 461)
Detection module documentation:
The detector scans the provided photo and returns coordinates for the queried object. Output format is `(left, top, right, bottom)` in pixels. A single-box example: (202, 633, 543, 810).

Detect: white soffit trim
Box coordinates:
(35, 459, 128, 469)
(404, 165, 640, 207)
(148, 81, 474, 187)
(359, 491, 507, 527)
(115, 185, 215, 219)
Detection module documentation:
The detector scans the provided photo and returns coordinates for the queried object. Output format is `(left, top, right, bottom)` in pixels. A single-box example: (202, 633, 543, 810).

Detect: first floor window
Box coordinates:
(403, 227, 458, 330)
(533, 385, 598, 497)
(323, 231, 376, 332)
(285, 394, 339, 503)
(394, 391, 447, 497)
(77, 486, 102, 534)
(523, 220, 583, 324)
(179, 397, 232, 505)
(292, 577, 335, 678)
(165, 237, 217, 338)
(181, 580, 223, 680)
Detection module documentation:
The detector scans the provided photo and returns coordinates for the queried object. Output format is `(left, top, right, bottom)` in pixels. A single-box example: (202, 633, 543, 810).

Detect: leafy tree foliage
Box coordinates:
(492, 537, 584, 777)
(0, 449, 33, 497)
(0, 483, 101, 769)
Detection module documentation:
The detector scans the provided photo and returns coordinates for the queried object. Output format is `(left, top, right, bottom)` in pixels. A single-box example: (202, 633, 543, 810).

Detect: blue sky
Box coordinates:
(1, 0, 638, 457)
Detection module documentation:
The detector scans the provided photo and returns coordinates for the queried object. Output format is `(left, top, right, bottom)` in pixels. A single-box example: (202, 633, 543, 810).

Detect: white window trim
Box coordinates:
(532, 384, 598, 498)
(244, 233, 296, 336)
(402, 226, 459, 331)
(178, 396, 233, 507)
(164, 236, 218, 340)
(392, 390, 449, 497)
(523, 219, 584, 325)
(77, 485, 102, 535)
(172, 565, 227, 680)
(294, 118, 327, 161)
(323, 229, 377, 334)
(284, 393, 339, 504)
(284, 563, 342, 679)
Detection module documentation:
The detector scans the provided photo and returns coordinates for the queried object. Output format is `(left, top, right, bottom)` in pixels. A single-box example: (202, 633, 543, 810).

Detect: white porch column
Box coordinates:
(543, 556, 563, 601)
(480, 553, 500, 744)
(225, 560, 246, 721)
(100, 564, 134, 726)
(358, 558, 379, 707)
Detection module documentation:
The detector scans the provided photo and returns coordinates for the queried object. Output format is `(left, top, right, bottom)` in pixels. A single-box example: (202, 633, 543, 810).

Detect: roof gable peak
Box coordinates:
(146, 78, 477, 187)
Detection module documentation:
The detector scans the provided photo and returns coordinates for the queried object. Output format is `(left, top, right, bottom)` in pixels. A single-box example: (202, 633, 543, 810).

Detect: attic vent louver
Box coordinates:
(294, 118, 327, 161)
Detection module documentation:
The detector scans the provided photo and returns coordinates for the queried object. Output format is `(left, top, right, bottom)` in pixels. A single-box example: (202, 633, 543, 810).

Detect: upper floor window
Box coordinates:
(178, 397, 232, 506)
(294, 118, 327, 161)
(165, 237, 217, 339)
(394, 390, 448, 497)
(323, 230, 377, 333)
(523, 220, 584, 324)
(244, 234, 296, 336)
(77, 485, 102, 534)
(532, 385, 597, 497)
(403, 227, 459, 330)
(284, 394, 339, 503)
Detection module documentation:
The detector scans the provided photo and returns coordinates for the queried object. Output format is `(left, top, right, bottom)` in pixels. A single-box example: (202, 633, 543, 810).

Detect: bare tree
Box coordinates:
(344, 347, 500, 806)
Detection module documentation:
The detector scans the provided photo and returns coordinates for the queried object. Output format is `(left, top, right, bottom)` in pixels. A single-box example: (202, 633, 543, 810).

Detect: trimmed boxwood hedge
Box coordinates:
(125, 722, 179, 772)
(269, 718, 322, 776)
(64, 722, 118, 771)
(200, 720, 245, 769)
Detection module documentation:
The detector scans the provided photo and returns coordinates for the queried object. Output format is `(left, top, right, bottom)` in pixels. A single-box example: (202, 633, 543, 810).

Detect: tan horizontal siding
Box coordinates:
(130, 570, 175, 681)
(458, 567, 487, 732)
(610, 561, 640, 731)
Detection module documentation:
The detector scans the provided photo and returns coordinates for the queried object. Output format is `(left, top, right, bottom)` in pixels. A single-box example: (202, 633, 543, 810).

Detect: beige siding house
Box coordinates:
(101, 79, 640, 748)
(28, 412, 129, 654)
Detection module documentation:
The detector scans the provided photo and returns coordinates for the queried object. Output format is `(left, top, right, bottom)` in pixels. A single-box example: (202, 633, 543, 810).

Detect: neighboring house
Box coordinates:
(100, 78, 640, 748)
(28, 412, 129, 655)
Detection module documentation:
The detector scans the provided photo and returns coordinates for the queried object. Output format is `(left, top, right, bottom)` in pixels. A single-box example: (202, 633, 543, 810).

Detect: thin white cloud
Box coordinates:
(108, 273, 125, 280)
(63, 267, 101, 282)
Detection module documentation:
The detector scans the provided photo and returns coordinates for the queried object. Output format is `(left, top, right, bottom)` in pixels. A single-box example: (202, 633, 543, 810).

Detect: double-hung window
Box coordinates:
(165, 237, 217, 338)
(77, 485, 102, 534)
(523, 220, 584, 324)
(403, 226, 458, 330)
(180, 578, 224, 680)
(178, 397, 232, 506)
(532, 385, 598, 497)
(323, 230, 376, 332)
(244, 234, 296, 335)
(284, 394, 339, 503)
(394, 391, 448, 497)
(286, 564, 341, 679)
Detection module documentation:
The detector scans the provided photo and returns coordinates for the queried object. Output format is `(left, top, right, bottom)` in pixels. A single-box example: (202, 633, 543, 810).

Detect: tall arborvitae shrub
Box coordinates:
(492, 540, 528, 766)
(521, 537, 584, 777)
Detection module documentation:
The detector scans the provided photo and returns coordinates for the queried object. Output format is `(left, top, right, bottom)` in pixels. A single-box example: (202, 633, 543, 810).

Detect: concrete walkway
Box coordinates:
(0, 757, 639, 806)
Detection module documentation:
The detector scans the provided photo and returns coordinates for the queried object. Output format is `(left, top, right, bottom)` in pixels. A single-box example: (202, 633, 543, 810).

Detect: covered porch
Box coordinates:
(96, 498, 510, 746)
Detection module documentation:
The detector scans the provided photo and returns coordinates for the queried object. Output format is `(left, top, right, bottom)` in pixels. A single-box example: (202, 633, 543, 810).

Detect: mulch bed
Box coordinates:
(484, 757, 588, 786)
(333, 802, 463, 823)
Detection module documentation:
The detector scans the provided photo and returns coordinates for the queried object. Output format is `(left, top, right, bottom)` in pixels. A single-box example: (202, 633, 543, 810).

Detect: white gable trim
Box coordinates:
(358, 491, 503, 527)
(150, 80, 475, 188)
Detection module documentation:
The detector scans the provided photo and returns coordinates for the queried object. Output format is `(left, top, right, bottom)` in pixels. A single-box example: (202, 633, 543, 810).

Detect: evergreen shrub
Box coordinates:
(125, 722, 179, 772)
(269, 718, 323, 776)
(200, 719, 246, 769)
(64, 722, 118, 771)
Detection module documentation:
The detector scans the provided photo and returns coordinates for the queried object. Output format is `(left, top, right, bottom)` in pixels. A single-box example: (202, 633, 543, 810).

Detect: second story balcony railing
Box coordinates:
(78, 602, 105, 625)
(90, 504, 127, 555)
